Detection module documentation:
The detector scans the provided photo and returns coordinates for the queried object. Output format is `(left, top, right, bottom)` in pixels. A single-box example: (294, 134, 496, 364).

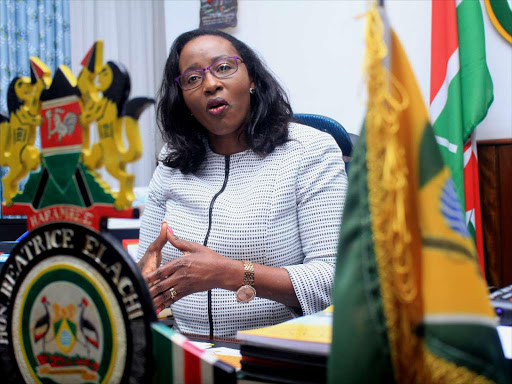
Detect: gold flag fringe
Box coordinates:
(364, 3, 497, 383)
(364, 3, 415, 382)
(422, 346, 495, 384)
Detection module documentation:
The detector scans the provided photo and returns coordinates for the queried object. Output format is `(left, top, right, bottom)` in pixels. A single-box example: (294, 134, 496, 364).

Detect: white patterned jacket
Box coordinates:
(137, 123, 348, 338)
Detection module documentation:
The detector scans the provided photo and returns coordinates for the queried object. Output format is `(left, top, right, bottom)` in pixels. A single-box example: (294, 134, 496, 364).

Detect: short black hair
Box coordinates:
(157, 29, 292, 174)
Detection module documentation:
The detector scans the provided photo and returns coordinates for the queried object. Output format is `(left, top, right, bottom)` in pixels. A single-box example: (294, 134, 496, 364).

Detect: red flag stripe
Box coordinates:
(464, 135, 486, 278)
(430, 0, 459, 104)
(181, 340, 205, 383)
(184, 348, 202, 383)
(463, 140, 472, 167)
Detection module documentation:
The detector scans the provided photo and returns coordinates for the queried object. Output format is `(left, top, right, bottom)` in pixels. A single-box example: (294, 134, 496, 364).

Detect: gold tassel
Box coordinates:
(364, 3, 498, 383)
(364, 2, 418, 382)
(421, 345, 495, 384)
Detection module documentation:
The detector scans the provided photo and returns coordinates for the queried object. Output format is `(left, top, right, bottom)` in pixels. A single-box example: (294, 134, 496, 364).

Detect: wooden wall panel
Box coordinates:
(478, 139, 512, 289)
(497, 144, 512, 287)
(478, 145, 501, 287)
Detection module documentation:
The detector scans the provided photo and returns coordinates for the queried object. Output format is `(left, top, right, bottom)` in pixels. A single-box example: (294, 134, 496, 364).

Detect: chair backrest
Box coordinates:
(292, 113, 353, 167)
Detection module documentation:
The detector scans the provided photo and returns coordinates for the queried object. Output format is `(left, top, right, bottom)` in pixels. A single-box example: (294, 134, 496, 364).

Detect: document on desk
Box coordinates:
(189, 342, 242, 369)
(497, 326, 511, 359)
(208, 347, 242, 370)
(190, 341, 214, 349)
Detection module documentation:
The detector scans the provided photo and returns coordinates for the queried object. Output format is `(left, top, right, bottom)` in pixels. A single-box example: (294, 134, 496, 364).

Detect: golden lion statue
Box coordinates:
(78, 42, 153, 210)
(0, 58, 51, 205)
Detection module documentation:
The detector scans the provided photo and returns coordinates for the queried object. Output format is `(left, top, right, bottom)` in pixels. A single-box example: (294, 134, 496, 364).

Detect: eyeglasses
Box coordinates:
(175, 56, 243, 91)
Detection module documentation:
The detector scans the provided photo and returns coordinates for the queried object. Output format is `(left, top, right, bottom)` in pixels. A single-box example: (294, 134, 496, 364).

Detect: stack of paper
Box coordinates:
(236, 307, 333, 384)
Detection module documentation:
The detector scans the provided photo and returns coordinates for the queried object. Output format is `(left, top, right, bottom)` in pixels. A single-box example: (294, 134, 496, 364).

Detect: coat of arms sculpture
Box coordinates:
(0, 41, 238, 384)
(0, 41, 153, 229)
(0, 41, 157, 383)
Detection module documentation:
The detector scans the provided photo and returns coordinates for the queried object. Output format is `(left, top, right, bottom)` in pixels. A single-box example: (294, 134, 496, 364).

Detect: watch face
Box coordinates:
(236, 285, 256, 303)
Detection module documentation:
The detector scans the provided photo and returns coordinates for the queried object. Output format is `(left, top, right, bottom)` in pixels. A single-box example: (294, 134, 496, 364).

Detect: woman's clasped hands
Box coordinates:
(138, 222, 235, 312)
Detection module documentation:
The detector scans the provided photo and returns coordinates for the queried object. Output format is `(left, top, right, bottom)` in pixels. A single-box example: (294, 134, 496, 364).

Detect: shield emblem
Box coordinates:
(40, 96, 83, 193)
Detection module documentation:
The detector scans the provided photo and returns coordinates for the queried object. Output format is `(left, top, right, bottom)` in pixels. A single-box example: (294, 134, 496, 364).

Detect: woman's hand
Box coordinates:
(137, 221, 170, 277)
(145, 230, 239, 311)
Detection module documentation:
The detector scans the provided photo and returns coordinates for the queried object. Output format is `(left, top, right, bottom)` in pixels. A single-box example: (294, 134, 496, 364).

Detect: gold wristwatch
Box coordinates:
(236, 261, 256, 303)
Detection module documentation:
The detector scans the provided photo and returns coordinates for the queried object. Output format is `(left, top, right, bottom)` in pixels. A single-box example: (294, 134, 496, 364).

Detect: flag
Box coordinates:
(327, 3, 509, 384)
(152, 323, 237, 384)
(430, 0, 493, 277)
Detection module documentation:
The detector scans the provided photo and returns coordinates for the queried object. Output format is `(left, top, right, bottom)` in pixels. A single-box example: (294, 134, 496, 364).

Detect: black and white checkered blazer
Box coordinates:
(137, 123, 348, 338)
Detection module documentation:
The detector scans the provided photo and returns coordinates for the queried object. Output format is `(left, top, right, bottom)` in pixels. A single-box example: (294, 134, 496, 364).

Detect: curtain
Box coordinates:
(0, 0, 71, 113)
(0, 0, 71, 210)
(69, 0, 167, 190)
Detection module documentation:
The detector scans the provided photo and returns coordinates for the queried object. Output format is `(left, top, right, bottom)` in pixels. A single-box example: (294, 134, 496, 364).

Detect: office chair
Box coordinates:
(293, 113, 354, 170)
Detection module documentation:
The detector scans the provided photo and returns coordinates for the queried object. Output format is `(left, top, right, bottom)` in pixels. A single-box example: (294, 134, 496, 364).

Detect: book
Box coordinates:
(237, 306, 333, 356)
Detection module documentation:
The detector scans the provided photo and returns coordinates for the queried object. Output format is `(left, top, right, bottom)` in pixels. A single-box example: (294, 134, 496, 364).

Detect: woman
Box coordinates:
(137, 29, 348, 338)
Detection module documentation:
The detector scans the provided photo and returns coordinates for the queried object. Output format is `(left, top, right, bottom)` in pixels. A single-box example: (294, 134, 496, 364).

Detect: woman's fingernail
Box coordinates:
(156, 308, 161, 315)
(167, 226, 174, 236)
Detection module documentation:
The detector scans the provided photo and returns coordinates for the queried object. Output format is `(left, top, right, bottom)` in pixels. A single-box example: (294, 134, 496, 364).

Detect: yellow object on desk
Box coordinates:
(237, 306, 332, 355)
(156, 307, 173, 320)
(208, 347, 242, 370)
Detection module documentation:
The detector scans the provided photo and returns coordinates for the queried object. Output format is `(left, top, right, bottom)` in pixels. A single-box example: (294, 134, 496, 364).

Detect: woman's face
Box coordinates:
(178, 35, 254, 153)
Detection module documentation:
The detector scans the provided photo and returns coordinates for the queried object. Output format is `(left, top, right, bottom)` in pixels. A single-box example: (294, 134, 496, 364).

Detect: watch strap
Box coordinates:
(242, 261, 254, 287)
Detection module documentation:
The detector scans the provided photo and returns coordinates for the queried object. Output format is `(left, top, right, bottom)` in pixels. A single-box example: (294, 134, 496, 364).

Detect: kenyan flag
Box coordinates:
(327, 4, 508, 383)
(430, 0, 493, 277)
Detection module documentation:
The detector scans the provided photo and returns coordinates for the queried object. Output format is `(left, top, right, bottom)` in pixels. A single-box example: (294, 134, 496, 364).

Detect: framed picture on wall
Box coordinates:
(200, 0, 238, 29)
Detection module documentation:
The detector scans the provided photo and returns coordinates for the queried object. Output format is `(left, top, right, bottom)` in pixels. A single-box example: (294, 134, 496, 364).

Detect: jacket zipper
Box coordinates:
(203, 155, 230, 339)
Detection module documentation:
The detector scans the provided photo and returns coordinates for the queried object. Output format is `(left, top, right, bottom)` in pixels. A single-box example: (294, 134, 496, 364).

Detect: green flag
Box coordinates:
(430, 0, 493, 275)
(328, 4, 509, 384)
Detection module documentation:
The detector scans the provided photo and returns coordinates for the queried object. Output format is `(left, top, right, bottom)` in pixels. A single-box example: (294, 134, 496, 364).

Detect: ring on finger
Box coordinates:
(169, 287, 177, 300)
